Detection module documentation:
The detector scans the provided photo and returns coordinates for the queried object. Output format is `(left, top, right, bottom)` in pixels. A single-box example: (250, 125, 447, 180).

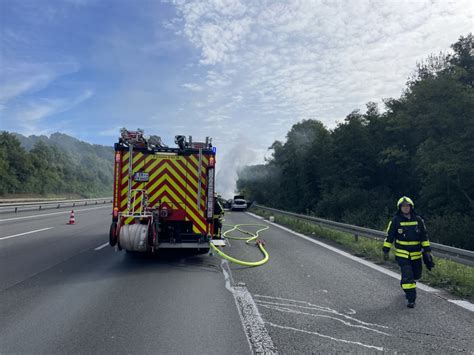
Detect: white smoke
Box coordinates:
(216, 136, 264, 199)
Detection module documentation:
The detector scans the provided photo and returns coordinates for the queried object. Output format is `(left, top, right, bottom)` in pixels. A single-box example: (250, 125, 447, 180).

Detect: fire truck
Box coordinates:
(109, 128, 222, 254)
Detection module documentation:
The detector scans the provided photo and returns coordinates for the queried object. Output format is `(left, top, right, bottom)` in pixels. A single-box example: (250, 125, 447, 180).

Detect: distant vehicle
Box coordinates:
(231, 195, 247, 211)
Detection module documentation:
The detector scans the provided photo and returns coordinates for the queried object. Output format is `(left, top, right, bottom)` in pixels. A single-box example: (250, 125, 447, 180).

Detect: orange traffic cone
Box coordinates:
(67, 210, 76, 225)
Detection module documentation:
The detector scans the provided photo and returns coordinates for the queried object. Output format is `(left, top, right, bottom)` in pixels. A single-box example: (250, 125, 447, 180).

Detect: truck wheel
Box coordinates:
(109, 222, 118, 246)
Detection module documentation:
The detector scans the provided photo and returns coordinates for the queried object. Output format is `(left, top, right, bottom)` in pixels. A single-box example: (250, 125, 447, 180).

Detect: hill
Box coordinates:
(0, 131, 114, 198)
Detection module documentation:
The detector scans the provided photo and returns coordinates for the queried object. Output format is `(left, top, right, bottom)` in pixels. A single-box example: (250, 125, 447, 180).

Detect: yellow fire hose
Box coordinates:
(209, 223, 270, 267)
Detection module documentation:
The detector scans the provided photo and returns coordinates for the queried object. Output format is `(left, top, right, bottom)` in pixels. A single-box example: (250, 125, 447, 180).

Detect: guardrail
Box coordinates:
(0, 198, 113, 214)
(254, 204, 474, 267)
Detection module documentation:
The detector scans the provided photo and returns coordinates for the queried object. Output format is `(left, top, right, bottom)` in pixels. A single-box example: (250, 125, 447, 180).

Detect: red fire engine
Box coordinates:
(109, 128, 222, 253)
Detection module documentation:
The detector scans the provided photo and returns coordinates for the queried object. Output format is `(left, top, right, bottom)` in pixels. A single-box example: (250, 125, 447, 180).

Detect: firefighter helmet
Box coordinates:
(397, 196, 414, 209)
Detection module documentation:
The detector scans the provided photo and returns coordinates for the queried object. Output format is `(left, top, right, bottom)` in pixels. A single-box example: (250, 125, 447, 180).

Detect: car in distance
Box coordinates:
(231, 195, 247, 211)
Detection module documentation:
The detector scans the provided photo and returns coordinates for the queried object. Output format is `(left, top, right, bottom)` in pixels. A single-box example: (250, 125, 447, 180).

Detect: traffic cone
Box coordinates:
(67, 210, 76, 225)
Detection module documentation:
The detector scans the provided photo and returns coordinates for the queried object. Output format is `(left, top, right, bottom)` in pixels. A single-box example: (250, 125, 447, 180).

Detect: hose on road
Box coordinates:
(209, 223, 270, 267)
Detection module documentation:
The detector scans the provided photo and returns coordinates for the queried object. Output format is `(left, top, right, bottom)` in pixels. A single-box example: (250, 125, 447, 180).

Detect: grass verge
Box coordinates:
(251, 207, 474, 300)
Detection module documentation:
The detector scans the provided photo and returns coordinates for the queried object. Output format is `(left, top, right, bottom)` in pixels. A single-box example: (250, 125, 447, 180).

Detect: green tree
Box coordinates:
(237, 33, 474, 249)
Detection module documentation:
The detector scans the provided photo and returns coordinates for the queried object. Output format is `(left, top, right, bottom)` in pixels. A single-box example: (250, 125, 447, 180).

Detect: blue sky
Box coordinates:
(0, 0, 472, 196)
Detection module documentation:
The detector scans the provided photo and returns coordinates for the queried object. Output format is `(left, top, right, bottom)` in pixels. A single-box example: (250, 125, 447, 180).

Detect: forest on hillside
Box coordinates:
(0, 132, 114, 198)
(237, 34, 474, 250)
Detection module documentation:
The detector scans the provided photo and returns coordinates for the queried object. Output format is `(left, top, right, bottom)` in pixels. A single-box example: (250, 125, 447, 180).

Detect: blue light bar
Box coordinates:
(212, 147, 217, 154)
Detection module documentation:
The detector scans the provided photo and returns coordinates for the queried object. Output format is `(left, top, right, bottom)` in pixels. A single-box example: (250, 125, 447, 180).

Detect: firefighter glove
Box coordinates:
(423, 252, 435, 271)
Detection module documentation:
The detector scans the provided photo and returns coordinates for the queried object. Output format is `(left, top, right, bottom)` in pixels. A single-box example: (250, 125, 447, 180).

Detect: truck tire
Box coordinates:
(109, 222, 118, 246)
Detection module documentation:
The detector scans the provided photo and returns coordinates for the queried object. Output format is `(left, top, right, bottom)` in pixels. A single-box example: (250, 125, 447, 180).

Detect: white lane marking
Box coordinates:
(259, 304, 389, 336)
(346, 308, 357, 315)
(266, 322, 384, 351)
(256, 302, 390, 336)
(0, 206, 110, 223)
(247, 212, 474, 313)
(221, 260, 276, 354)
(94, 242, 109, 251)
(448, 300, 474, 312)
(254, 296, 388, 329)
(0, 227, 53, 241)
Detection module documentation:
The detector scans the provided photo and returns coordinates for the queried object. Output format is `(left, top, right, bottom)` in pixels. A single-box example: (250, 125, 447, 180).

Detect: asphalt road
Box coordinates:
(0, 206, 249, 354)
(223, 212, 474, 353)
(0, 207, 473, 353)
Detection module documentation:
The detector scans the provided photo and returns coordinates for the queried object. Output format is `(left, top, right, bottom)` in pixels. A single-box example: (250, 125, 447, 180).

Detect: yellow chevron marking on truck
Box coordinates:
(147, 170, 206, 215)
(121, 152, 145, 179)
(149, 184, 206, 231)
(169, 159, 207, 199)
(189, 155, 204, 172)
(131, 193, 143, 213)
(190, 154, 209, 166)
(118, 153, 209, 233)
(144, 162, 205, 206)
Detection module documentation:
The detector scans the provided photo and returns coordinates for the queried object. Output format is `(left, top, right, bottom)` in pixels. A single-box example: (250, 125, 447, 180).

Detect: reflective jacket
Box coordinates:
(213, 199, 224, 219)
(383, 212, 431, 260)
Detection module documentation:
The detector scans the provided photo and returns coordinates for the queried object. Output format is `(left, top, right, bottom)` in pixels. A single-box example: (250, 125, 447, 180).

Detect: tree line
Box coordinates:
(237, 34, 474, 250)
(0, 132, 113, 198)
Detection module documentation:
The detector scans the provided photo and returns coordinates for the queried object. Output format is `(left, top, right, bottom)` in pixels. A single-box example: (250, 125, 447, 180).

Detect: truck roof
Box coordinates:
(115, 142, 214, 155)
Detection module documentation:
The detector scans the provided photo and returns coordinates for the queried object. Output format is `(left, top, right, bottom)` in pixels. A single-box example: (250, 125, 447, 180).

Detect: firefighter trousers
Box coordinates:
(213, 218, 222, 238)
(396, 257, 422, 302)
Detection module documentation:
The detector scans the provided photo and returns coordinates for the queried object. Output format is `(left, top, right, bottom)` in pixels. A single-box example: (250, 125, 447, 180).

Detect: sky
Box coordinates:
(0, 0, 472, 197)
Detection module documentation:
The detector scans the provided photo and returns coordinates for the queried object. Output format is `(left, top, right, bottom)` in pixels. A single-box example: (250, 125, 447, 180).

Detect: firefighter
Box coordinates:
(213, 195, 224, 238)
(382, 196, 432, 308)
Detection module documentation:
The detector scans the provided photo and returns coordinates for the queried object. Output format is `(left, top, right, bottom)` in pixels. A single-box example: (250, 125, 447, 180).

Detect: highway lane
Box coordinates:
(221, 211, 474, 353)
(0, 206, 112, 291)
(1, 207, 473, 353)
(0, 207, 251, 354)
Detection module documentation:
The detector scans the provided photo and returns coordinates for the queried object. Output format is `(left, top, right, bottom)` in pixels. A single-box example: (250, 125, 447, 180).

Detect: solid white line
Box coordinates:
(448, 300, 474, 312)
(247, 212, 474, 313)
(221, 260, 276, 354)
(0, 205, 110, 223)
(0, 227, 53, 241)
(94, 242, 110, 251)
(266, 322, 384, 351)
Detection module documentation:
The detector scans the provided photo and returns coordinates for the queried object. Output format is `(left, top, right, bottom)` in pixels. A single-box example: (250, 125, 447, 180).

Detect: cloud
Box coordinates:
(0, 62, 80, 104)
(98, 126, 123, 137)
(168, 0, 473, 195)
(176, 0, 251, 65)
(8, 90, 93, 135)
(172, 0, 473, 129)
(182, 83, 204, 91)
(3, 0, 471, 196)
